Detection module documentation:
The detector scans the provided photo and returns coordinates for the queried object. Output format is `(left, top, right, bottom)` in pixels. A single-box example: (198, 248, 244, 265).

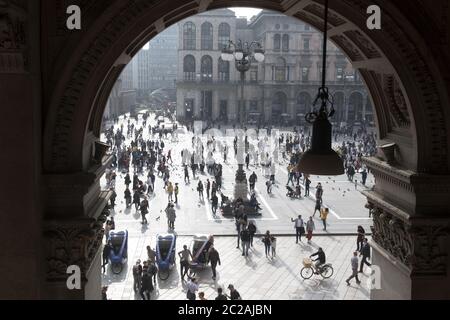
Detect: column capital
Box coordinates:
(43, 207, 109, 283)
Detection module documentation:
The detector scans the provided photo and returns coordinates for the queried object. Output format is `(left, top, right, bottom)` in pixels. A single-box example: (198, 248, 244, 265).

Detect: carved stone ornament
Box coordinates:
(44, 208, 109, 282)
(0, 0, 27, 73)
(371, 205, 449, 275)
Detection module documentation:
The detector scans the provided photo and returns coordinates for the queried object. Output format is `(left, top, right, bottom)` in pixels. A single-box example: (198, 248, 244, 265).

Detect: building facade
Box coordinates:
(176, 9, 373, 125)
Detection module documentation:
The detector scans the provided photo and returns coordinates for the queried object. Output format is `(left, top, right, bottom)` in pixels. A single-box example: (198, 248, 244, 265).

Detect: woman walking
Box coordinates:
(306, 216, 315, 244)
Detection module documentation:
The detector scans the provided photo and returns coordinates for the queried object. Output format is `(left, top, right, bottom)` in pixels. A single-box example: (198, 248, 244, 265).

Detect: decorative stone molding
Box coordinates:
(0, 0, 27, 73)
(369, 204, 450, 276)
(303, 3, 346, 27)
(43, 208, 109, 282)
(383, 75, 410, 128)
(329, 34, 364, 61)
(344, 30, 381, 59)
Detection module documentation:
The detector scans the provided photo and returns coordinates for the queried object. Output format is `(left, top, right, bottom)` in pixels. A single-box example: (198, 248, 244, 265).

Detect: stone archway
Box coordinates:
(36, 0, 450, 299)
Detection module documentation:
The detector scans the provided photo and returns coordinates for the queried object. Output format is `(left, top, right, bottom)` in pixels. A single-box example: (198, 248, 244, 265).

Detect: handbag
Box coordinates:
(300, 226, 305, 234)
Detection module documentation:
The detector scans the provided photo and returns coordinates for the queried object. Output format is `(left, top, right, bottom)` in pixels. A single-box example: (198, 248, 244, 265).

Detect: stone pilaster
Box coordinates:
(363, 156, 450, 299)
(43, 208, 109, 299)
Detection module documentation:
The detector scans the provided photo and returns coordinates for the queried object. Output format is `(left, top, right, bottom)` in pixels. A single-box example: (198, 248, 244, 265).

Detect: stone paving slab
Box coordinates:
(103, 235, 372, 300)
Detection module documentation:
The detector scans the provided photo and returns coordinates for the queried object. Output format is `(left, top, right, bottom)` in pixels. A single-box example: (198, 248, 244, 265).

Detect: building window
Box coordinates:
(218, 58, 230, 82)
(274, 34, 281, 51)
(218, 23, 231, 50)
(303, 38, 310, 51)
(275, 24, 280, 30)
(301, 67, 309, 81)
(336, 68, 344, 81)
(249, 100, 258, 112)
(282, 34, 289, 51)
(305, 24, 311, 31)
(201, 55, 213, 82)
(201, 22, 213, 50)
(183, 55, 196, 81)
(275, 57, 287, 82)
(250, 70, 258, 82)
(183, 22, 196, 50)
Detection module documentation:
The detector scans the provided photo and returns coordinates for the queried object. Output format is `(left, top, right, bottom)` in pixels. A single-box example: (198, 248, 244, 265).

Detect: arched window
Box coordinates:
(183, 55, 196, 81)
(282, 34, 289, 51)
(272, 92, 288, 122)
(274, 34, 281, 51)
(296, 92, 312, 116)
(275, 57, 286, 81)
(218, 23, 231, 50)
(201, 22, 213, 50)
(201, 55, 213, 82)
(218, 58, 230, 82)
(183, 22, 196, 50)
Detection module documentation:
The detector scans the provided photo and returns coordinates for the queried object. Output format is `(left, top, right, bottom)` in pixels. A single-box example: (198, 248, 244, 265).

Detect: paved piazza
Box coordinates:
(101, 114, 374, 300)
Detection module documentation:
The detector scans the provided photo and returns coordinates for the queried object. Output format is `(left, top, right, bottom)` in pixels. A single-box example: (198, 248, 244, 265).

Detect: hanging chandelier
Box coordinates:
(297, 0, 344, 175)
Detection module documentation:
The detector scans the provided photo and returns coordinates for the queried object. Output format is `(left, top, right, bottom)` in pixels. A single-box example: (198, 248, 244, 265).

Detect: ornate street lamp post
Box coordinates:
(221, 40, 265, 207)
(221, 40, 265, 126)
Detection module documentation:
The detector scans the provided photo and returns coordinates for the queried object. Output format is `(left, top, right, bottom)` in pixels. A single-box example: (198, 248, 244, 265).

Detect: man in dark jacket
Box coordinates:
(102, 241, 112, 273)
(208, 246, 221, 280)
(359, 238, 371, 273)
(240, 227, 251, 257)
(140, 271, 154, 300)
(310, 247, 326, 272)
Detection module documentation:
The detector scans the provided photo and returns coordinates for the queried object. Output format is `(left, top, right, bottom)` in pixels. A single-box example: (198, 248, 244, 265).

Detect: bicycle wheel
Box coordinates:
(111, 263, 123, 274)
(320, 265, 334, 279)
(300, 267, 314, 279)
(158, 269, 170, 280)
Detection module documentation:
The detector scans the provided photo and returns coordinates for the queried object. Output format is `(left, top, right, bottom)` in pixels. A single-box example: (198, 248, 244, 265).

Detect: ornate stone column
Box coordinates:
(43, 209, 109, 300)
(363, 157, 450, 299)
(43, 155, 113, 299)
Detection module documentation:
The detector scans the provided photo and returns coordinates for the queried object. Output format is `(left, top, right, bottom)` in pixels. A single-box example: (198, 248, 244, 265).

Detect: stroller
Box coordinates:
(109, 230, 128, 274)
(286, 185, 302, 199)
(156, 234, 177, 280)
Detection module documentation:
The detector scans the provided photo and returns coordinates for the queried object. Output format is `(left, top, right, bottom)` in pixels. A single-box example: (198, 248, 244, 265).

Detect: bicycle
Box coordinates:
(300, 258, 334, 279)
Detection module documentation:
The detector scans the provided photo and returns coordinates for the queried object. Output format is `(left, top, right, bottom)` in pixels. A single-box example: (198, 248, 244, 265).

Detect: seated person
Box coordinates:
(249, 193, 261, 210)
(310, 248, 326, 273)
(295, 185, 302, 196)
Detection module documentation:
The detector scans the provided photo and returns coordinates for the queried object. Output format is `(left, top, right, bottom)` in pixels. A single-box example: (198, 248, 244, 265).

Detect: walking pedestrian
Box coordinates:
(140, 270, 154, 300)
(174, 183, 179, 204)
(262, 230, 272, 257)
(206, 179, 210, 200)
(186, 278, 199, 300)
(359, 238, 371, 273)
(140, 196, 149, 224)
(227, 284, 242, 300)
(304, 177, 311, 196)
(247, 221, 257, 247)
(271, 235, 277, 258)
(167, 181, 174, 202)
(124, 187, 132, 208)
(313, 198, 322, 216)
(102, 241, 112, 273)
(178, 245, 193, 281)
(208, 246, 221, 280)
(306, 216, 315, 244)
(357, 225, 365, 251)
(240, 226, 251, 257)
(211, 193, 218, 216)
(215, 287, 228, 300)
(133, 190, 141, 211)
(197, 180, 204, 201)
(346, 252, 361, 285)
(320, 208, 329, 231)
(291, 215, 305, 243)
(132, 260, 143, 293)
(165, 203, 176, 230)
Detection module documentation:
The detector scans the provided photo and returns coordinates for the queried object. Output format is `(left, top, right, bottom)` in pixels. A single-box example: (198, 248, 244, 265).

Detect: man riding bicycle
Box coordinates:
(310, 248, 326, 274)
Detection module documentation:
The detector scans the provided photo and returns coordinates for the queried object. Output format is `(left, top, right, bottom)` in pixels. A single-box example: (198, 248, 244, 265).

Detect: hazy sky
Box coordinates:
(230, 7, 263, 20)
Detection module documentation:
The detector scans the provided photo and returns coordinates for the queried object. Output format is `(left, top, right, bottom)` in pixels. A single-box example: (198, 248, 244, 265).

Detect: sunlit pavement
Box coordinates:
(101, 115, 374, 300)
